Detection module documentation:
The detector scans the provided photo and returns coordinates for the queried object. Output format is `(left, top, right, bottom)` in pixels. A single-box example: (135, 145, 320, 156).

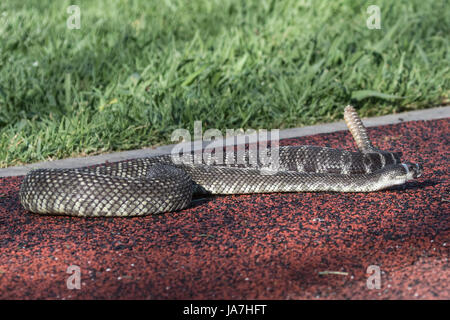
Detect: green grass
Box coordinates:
(0, 0, 448, 167)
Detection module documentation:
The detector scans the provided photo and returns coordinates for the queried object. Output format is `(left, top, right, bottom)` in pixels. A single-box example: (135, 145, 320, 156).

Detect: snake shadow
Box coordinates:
(189, 196, 216, 209)
(388, 179, 439, 191)
(188, 179, 439, 210)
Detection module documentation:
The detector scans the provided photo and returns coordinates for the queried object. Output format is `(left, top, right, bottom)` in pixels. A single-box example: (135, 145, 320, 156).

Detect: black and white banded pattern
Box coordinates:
(19, 106, 423, 217)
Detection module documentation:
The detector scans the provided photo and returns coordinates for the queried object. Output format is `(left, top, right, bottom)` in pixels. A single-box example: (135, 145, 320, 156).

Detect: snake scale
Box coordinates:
(20, 106, 422, 217)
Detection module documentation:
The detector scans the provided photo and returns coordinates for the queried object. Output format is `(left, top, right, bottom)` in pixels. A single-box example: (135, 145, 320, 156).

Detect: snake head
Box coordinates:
(402, 162, 423, 180)
(378, 163, 423, 190)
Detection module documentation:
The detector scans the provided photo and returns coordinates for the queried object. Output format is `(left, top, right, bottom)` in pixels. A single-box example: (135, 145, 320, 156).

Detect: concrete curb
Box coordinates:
(1, 105, 449, 177)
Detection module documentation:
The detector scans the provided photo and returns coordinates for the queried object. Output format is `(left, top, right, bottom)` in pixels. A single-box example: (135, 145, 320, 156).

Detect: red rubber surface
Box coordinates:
(0, 118, 448, 299)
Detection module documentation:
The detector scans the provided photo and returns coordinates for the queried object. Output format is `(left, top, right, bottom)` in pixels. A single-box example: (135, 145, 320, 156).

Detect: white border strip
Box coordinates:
(1, 105, 449, 177)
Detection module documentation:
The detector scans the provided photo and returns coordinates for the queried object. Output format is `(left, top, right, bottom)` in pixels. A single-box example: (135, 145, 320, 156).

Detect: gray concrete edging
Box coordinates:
(1, 105, 449, 177)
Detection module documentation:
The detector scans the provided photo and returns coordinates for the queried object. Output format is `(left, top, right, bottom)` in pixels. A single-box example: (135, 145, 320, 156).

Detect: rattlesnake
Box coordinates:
(19, 106, 422, 217)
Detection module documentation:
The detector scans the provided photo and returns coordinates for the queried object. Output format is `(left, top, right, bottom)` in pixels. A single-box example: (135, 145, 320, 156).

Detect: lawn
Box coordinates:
(0, 0, 448, 167)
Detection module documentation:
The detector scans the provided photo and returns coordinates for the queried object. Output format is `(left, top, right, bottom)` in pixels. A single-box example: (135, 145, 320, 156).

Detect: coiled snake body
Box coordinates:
(20, 106, 422, 217)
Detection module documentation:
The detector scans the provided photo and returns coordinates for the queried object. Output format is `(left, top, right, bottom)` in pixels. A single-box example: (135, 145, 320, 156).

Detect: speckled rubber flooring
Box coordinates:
(0, 118, 448, 299)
